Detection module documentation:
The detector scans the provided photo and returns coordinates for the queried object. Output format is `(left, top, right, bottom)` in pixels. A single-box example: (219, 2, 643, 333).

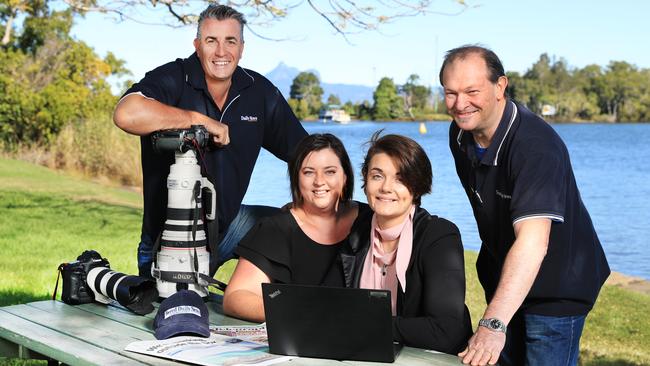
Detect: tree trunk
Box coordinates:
(2, 12, 15, 45)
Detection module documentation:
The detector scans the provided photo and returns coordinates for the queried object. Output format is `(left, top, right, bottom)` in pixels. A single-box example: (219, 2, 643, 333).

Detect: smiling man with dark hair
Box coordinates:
(113, 4, 307, 278)
(441, 45, 610, 366)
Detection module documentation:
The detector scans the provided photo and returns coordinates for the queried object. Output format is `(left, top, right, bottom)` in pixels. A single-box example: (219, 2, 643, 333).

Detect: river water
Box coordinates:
(242, 121, 650, 280)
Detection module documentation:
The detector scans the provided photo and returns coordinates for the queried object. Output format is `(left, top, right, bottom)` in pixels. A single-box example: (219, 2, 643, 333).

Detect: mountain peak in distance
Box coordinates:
(264, 62, 373, 104)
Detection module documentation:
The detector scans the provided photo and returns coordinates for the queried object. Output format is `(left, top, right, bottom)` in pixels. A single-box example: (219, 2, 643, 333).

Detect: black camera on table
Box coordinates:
(61, 250, 109, 305)
(59, 250, 157, 315)
(152, 125, 210, 153)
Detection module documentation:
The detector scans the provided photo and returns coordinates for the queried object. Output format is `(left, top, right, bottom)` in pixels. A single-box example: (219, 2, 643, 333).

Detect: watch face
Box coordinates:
(490, 319, 502, 329)
(480, 318, 505, 332)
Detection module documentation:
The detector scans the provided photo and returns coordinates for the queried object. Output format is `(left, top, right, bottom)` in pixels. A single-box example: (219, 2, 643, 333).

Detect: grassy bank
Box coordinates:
(1, 157, 649, 365)
(2, 115, 142, 189)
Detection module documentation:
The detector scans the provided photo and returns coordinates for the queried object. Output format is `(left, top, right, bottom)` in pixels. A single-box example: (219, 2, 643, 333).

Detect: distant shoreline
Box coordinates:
(606, 271, 650, 296)
(300, 119, 649, 124)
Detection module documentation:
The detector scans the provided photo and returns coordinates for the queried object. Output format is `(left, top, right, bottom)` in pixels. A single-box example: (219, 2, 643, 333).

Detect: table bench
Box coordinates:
(0, 297, 461, 365)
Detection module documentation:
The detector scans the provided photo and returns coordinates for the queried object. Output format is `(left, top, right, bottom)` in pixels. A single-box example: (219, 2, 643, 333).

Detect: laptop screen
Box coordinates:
(262, 283, 400, 362)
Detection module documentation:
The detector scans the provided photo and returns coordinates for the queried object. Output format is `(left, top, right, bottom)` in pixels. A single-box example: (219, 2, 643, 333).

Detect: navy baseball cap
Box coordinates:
(153, 290, 210, 340)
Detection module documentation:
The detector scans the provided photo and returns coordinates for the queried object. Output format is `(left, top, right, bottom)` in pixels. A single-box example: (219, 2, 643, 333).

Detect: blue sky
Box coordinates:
(70, 0, 649, 89)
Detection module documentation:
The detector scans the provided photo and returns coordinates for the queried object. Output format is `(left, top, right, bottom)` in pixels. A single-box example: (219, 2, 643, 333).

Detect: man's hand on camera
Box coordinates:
(189, 111, 230, 146)
(207, 121, 229, 146)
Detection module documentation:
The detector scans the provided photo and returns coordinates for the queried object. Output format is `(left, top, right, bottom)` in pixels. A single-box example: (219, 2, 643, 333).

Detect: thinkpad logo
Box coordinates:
(268, 290, 281, 299)
(241, 115, 258, 122)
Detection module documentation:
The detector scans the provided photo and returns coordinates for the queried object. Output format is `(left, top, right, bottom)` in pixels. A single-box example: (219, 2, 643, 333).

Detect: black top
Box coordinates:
(449, 100, 610, 316)
(124, 53, 307, 269)
(340, 207, 472, 353)
(235, 203, 373, 286)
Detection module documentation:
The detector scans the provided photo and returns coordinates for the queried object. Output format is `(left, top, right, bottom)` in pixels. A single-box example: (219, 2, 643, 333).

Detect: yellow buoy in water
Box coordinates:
(419, 122, 427, 135)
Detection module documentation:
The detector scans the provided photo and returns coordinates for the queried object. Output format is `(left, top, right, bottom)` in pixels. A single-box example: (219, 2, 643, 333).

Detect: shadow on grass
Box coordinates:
(0, 290, 50, 307)
(582, 360, 641, 366)
(581, 351, 643, 366)
(0, 190, 141, 215)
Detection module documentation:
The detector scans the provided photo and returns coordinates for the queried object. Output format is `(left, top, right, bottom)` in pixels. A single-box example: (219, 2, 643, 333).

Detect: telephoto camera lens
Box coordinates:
(149, 124, 216, 299)
(86, 267, 158, 315)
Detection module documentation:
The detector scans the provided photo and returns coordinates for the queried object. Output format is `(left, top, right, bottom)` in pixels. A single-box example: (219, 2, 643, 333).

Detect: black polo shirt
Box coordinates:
(449, 100, 610, 316)
(124, 53, 307, 251)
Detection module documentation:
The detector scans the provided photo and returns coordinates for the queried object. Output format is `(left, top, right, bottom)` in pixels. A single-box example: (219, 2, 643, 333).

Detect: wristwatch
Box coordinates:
(479, 318, 507, 333)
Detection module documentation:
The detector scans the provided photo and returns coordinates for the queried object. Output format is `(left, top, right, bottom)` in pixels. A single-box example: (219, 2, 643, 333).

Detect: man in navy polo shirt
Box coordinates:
(441, 45, 610, 366)
(113, 5, 307, 278)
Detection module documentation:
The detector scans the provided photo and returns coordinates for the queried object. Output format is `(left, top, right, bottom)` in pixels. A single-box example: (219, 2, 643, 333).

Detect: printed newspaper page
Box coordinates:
(211, 323, 268, 345)
(125, 334, 292, 366)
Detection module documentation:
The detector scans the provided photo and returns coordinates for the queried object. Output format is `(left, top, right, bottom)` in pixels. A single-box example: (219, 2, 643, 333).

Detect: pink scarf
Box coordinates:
(359, 205, 415, 315)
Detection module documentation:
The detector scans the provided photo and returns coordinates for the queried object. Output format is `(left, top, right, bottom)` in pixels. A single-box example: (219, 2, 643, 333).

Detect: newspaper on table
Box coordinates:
(125, 324, 291, 366)
(211, 323, 269, 345)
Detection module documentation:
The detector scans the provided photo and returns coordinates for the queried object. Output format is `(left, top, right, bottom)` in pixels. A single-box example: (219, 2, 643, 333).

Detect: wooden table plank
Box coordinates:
(2, 301, 179, 365)
(0, 309, 145, 365)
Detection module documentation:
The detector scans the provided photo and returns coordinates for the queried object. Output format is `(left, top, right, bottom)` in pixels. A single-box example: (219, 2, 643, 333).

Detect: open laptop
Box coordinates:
(262, 283, 402, 363)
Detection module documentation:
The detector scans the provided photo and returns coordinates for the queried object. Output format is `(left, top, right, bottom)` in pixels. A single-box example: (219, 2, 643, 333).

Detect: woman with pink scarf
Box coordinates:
(340, 133, 472, 353)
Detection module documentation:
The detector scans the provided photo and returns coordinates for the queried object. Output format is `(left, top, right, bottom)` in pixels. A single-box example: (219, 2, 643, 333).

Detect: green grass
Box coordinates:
(1, 157, 649, 365)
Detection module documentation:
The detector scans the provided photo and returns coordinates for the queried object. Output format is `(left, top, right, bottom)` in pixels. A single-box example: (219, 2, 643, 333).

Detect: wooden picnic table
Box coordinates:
(0, 296, 462, 365)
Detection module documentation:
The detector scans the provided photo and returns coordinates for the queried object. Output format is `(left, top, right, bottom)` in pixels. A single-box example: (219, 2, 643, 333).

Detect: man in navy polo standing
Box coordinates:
(441, 45, 609, 366)
(113, 5, 307, 278)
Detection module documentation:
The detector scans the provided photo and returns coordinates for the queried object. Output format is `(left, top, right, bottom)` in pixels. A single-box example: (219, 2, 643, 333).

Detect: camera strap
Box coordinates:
(194, 146, 221, 276)
(151, 268, 226, 292)
(151, 234, 162, 268)
(192, 180, 201, 244)
(52, 263, 66, 300)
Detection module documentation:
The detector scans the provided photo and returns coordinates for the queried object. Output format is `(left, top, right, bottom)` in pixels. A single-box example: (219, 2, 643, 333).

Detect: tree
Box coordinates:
(372, 77, 403, 120)
(342, 101, 355, 116)
(287, 98, 310, 121)
(508, 54, 650, 122)
(1, 0, 470, 44)
(1, 0, 40, 45)
(520, 53, 553, 113)
(355, 100, 373, 120)
(400, 74, 431, 118)
(572, 64, 604, 120)
(326, 94, 341, 107)
(18, 6, 72, 53)
(602, 61, 639, 122)
(0, 3, 125, 146)
(635, 70, 650, 122)
(289, 71, 323, 116)
(505, 71, 523, 101)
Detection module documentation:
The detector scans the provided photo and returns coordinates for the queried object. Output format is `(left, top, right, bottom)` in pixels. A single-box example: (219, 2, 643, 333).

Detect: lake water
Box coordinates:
(242, 121, 650, 280)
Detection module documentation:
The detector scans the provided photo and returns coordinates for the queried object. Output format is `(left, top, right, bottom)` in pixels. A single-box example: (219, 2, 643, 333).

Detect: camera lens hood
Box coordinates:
(115, 276, 158, 315)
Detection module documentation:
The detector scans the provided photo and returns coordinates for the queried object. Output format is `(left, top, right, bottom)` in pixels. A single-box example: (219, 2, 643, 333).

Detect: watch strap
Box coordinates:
(479, 318, 507, 333)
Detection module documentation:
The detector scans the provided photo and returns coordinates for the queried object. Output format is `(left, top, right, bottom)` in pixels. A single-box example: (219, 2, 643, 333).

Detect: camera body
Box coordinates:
(61, 250, 110, 305)
(60, 250, 157, 315)
(152, 125, 210, 153)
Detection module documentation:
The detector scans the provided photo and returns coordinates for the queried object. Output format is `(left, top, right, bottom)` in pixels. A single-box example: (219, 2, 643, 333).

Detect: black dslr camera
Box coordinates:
(58, 250, 158, 314)
(151, 125, 210, 153)
(60, 250, 110, 305)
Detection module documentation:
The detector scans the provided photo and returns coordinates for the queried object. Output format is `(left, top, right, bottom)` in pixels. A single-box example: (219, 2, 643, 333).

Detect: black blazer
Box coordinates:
(340, 206, 472, 353)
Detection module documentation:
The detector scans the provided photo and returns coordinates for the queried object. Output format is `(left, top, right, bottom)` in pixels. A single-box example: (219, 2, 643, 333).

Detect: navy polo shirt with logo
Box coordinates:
(449, 100, 610, 316)
(124, 53, 307, 250)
